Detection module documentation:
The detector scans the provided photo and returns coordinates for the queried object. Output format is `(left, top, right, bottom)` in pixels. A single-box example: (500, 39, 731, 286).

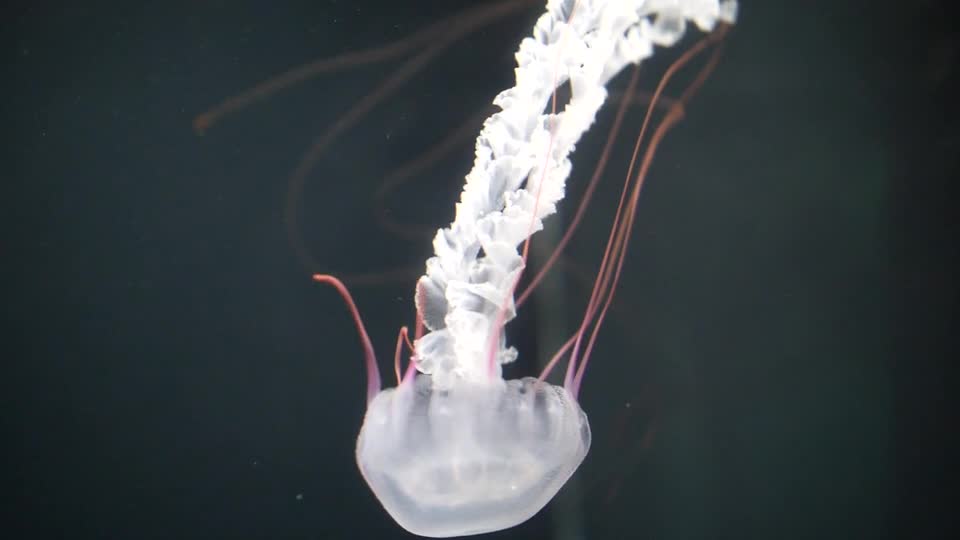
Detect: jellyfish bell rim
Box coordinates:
(355, 376, 591, 538)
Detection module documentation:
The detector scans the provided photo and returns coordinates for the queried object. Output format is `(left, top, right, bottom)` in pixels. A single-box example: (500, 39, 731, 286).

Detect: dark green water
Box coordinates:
(7, 1, 954, 538)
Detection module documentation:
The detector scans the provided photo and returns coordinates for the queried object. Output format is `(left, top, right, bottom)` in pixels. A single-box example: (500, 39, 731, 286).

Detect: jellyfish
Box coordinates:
(195, 0, 736, 535)
(310, 2, 738, 537)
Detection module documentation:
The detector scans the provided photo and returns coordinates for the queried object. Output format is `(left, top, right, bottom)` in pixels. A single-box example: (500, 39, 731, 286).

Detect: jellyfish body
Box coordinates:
(193, 0, 736, 535)
(307, 0, 737, 536)
(357, 376, 589, 538)
(314, 273, 591, 538)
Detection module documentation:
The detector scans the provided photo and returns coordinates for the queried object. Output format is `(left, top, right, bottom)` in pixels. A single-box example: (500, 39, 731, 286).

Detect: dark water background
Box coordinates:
(7, 1, 955, 538)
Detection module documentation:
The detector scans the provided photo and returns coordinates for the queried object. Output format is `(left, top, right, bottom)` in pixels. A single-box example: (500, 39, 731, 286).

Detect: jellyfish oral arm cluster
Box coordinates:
(412, 0, 737, 391)
(335, 0, 737, 537)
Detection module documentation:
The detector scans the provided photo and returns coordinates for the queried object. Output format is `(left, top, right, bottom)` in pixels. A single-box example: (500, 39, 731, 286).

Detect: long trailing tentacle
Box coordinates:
(312, 274, 381, 404)
(565, 24, 732, 398)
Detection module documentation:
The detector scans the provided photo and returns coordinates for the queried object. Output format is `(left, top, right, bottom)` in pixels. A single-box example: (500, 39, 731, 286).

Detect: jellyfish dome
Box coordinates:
(356, 376, 590, 538)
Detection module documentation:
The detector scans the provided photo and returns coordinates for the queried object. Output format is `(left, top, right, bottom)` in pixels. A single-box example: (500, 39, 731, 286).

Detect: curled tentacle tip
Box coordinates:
(192, 114, 212, 135)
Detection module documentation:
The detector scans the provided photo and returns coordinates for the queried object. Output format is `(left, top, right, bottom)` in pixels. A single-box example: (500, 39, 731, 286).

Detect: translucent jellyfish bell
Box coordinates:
(357, 376, 590, 538)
